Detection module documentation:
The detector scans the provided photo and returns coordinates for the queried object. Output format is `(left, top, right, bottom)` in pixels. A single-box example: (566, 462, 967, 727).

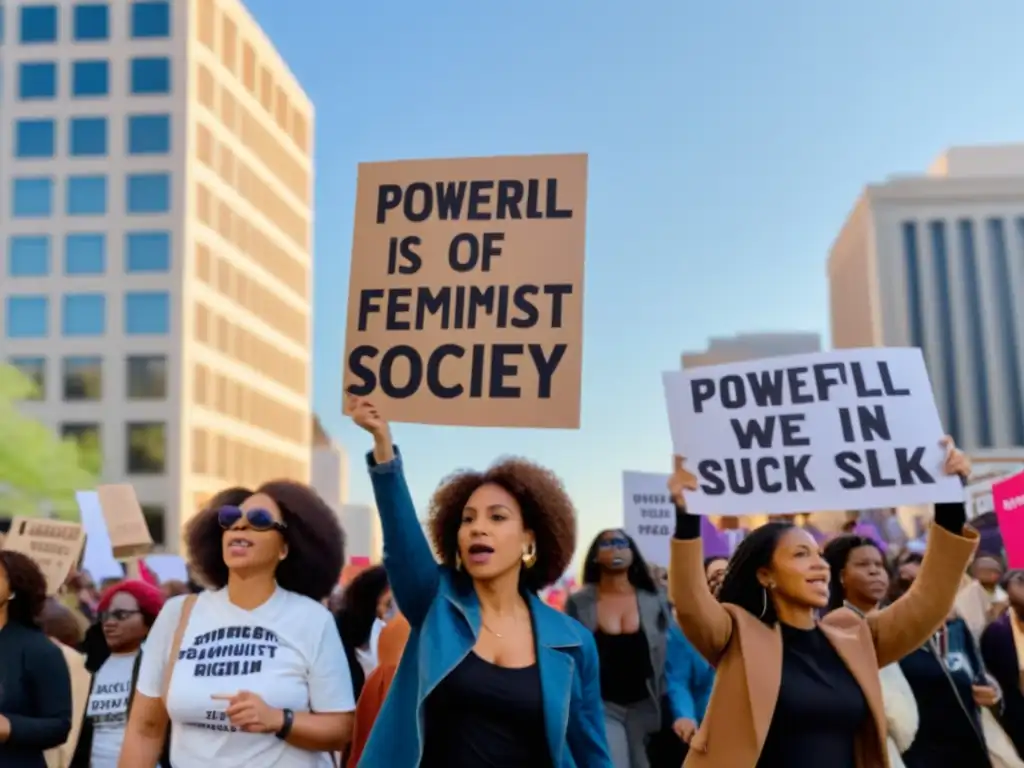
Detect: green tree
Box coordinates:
(0, 365, 98, 520)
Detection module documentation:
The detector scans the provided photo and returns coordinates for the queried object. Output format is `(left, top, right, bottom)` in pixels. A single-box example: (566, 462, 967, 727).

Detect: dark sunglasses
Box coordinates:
(218, 505, 287, 533)
(598, 537, 629, 550)
(101, 609, 141, 623)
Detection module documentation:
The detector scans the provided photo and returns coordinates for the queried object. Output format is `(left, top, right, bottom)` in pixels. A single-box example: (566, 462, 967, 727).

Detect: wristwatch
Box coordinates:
(275, 708, 295, 740)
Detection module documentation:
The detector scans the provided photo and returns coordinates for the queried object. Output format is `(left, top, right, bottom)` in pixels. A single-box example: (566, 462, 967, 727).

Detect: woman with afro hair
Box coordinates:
(348, 394, 612, 768)
(0, 550, 73, 768)
(119, 483, 356, 767)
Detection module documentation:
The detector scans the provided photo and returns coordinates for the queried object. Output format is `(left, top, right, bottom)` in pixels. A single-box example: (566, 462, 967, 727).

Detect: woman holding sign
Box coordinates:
(667, 438, 977, 768)
(347, 394, 613, 768)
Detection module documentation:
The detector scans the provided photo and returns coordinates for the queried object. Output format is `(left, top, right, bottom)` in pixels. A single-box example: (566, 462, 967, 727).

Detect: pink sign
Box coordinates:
(992, 471, 1024, 568)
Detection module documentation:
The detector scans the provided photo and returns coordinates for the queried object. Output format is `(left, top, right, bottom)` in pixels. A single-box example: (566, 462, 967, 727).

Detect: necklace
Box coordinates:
(481, 621, 504, 638)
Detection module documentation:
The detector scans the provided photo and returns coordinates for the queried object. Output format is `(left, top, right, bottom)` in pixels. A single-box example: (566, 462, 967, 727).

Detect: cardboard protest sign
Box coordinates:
(992, 471, 1024, 568)
(96, 484, 153, 559)
(622, 471, 729, 567)
(662, 347, 964, 516)
(343, 153, 588, 428)
(2, 517, 86, 594)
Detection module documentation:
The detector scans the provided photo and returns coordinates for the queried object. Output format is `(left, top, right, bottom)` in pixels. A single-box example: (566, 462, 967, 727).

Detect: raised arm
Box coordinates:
(865, 439, 979, 667)
(668, 457, 733, 664)
(349, 395, 440, 628)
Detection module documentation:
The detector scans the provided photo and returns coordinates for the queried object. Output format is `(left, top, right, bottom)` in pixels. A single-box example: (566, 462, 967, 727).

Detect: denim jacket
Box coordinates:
(357, 449, 614, 768)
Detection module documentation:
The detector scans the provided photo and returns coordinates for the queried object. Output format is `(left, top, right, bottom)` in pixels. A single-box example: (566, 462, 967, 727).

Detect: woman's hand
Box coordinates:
(940, 436, 971, 479)
(672, 717, 698, 743)
(668, 455, 699, 507)
(347, 394, 388, 437)
(211, 691, 284, 734)
(971, 684, 1000, 708)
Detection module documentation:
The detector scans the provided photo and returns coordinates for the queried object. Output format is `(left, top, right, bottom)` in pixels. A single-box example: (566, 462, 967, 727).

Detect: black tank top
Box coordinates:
(594, 629, 653, 705)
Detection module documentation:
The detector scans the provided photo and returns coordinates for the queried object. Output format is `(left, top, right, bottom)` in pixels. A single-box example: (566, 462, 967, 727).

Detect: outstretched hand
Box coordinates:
(347, 394, 388, 437)
(668, 455, 699, 507)
(940, 435, 971, 480)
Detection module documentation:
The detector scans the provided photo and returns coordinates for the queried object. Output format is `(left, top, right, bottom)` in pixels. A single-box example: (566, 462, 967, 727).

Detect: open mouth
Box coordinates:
(807, 576, 829, 592)
(227, 537, 254, 556)
(467, 543, 494, 564)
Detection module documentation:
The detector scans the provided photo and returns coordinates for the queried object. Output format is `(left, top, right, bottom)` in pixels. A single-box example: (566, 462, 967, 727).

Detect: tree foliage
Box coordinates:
(0, 365, 98, 519)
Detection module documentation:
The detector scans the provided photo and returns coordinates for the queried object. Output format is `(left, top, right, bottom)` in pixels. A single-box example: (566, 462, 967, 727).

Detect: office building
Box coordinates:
(681, 332, 822, 369)
(310, 414, 349, 514)
(0, 0, 315, 551)
(830, 144, 1024, 451)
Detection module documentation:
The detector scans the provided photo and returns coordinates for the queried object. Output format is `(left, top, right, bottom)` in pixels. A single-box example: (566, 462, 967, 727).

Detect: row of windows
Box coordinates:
(8, 173, 171, 218)
(58, 420, 167, 477)
(8, 2, 170, 45)
(9, 354, 167, 402)
(195, 243, 307, 346)
(193, 363, 306, 445)
(195, 0, 309, 154)
(6, 232, 170, 276)
(194, 302, 307, 396)
(192, 427, 306, 489)
(17, 58, 171, 100)
(901, 216, 1024, 449)
(4, 292, 170, 338)
(12, 115, 171, 158)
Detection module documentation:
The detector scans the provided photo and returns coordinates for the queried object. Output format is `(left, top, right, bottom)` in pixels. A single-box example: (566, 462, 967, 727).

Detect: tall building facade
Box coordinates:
(830, 144, 1024, 451)
(0, 0, 314, 551)
(681, 332, 822, 369)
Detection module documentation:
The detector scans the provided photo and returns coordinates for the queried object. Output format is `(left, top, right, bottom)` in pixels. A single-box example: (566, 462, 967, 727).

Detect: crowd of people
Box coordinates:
(0, 395, 1022, 767)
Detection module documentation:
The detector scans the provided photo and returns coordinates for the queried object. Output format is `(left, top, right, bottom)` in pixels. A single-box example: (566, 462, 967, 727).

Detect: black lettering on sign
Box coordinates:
(696, 456, 814, 496)
(834, 447, 935, 489)
(180, 624, 279, 679)
(637, 524, 671, 537)
(639, 507, 671, 519)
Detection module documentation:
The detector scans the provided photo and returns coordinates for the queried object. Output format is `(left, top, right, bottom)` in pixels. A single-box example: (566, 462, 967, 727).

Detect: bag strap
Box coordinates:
(162, 594, 198, 703)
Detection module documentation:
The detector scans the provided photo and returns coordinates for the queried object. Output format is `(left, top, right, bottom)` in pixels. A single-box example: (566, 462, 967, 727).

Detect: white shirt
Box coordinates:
(355, 618, 386, 679)
(87, 651, 138, 768)
(136, 587, 355, 767)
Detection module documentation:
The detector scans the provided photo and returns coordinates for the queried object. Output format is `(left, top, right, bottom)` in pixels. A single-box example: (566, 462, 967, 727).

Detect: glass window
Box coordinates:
(7, 356, 46, 400)
(62, 293, 106, 336)
(61, 422, 102, 474)
(126, 422, 166, 474)
(125, 291, 169, 335)
(65, 233, 105, 274)
(125, 231, 170, 272)
(12, 177, 53, 218)
(62, 356, 102, 400)
(18, 62, 57, 99)
(127, 114, 170, 154)
(5, 296, 49, 338)
(72, 60, 109, 97)
(126, 173, 170, 214)
(20, 4, 57, 43)
(15, 119, 56, 158)
(69, 117, 107, 156)
(7, 236, 50, 277)
(67, 175, 107, 215)
(73, 3, 108, 41)
(141, 505, 166, 546)
(130, 1, 169, 38)
(130, 57, 170, 95)
(127, 354, 167, 399)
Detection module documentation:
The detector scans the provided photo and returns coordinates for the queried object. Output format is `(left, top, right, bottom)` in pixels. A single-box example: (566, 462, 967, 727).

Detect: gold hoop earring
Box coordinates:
(455, 552, 463, 571)
(522, 543, 537, 569)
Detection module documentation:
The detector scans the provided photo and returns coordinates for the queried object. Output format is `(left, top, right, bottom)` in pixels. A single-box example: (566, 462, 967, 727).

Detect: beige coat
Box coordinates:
(671, 522, 979, 768)
(44, 641, 91, 768)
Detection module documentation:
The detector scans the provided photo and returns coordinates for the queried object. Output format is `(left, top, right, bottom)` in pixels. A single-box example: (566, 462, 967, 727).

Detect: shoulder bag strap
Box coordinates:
(162, 594, 198, 703)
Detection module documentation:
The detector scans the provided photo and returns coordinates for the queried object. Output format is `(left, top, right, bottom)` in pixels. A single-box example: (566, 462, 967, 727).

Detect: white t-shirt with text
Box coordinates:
(87, 651, 138, 768)
(136, 587, 355, 767)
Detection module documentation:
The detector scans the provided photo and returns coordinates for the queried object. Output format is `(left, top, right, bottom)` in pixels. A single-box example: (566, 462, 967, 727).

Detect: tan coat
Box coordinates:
(670, 522, 979, 768)
(44, 640, 91, 768)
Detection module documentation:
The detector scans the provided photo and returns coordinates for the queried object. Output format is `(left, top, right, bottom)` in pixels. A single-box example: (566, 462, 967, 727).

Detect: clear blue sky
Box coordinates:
(245, 0, 1024, 559)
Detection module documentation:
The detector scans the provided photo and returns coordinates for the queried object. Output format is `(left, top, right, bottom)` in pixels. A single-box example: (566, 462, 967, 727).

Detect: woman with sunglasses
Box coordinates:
(71, 580, 167, 768)
(119, 482, 355, 768)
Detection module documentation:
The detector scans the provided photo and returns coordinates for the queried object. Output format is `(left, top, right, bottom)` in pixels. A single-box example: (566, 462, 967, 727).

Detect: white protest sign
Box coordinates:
(662, 347, 964, 516)
(622, 472, 673, 568)
(76, 491, 125, 583)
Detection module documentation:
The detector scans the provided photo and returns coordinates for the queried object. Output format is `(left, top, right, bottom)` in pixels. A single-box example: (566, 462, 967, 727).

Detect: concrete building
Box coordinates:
(310, 415, 349, 516)
(0, 0, 315, 551)
(681, 332, 822, 369)
(830, 144, 1024, 451)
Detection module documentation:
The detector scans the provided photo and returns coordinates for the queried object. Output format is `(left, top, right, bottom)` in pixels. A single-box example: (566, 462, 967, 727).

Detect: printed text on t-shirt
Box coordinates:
(178, 624, 280, 678)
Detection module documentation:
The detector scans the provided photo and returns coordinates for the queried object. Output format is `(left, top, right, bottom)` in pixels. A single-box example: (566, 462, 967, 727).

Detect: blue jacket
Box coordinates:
(358, 450, 614, 768)
(666, 622, 714, 723)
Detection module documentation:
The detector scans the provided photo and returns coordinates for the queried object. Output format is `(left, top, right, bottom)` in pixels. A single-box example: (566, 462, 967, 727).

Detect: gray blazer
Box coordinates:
(564, 584, 672, 716)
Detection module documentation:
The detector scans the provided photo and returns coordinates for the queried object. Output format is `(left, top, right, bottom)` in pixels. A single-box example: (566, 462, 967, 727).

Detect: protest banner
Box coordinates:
(2, 517, 86, 594)
(343, 153, 588, 428)
(622, 471, 729, 567)
(97, 483, 153, 559)
(662, 347, 964, 516)
(992, 471, 1024, 568)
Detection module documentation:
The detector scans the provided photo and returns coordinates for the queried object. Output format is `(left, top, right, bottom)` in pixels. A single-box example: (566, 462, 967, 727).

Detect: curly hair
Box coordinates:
(336, 565, 389, 650)
(185, 481, 345, 602)
(427, 458, 576, 592)
(0, 550, 48, 627)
